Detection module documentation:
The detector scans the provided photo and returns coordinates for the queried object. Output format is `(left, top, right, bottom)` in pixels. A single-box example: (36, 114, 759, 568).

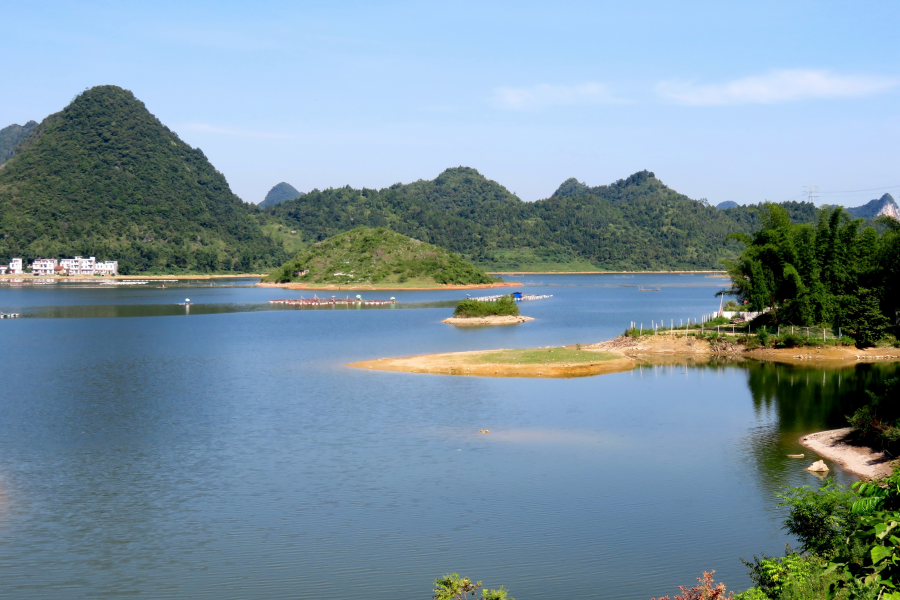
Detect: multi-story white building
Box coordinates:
(8, 258, 23, 274)
(30, 258, 59, 276)
(58, 256, 118, 276)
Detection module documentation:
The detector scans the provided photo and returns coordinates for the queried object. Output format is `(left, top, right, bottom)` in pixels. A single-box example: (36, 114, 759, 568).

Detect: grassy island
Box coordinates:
(453, 295, 519, 318)
(263, 227, 511, 289)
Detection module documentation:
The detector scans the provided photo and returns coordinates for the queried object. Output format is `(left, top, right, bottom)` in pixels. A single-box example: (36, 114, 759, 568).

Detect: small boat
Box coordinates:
(638, 287, 661, 292)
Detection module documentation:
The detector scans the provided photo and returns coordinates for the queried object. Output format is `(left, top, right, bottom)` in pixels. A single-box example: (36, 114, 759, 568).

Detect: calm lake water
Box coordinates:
(0, 274, 895, 599)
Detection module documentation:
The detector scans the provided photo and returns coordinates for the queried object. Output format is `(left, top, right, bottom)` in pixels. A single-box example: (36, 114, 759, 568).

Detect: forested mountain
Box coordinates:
(265, 168, 820, 271)
(846, 193, 900, 220)
(0, 86, 285, 273)
(259, 182, 301, 208)
(716, 200, 739, 210)
(264, 226, 497, 285)
(0, 121, 37, 165)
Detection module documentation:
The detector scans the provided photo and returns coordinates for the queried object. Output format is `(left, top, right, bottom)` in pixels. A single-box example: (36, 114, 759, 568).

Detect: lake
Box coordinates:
(0, 274, 894, 599)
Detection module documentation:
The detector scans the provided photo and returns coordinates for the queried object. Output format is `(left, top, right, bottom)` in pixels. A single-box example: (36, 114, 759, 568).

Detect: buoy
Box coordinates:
(478, 430, 490, 433)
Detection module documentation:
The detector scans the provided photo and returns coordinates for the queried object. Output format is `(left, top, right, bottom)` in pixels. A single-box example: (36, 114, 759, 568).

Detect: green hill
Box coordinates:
(259, 182, 301, 208)
(0, 121, 37, 165)
(264, 226, 499, 285)
(0, 85, 285, 274)
(265, 168, 820, 271)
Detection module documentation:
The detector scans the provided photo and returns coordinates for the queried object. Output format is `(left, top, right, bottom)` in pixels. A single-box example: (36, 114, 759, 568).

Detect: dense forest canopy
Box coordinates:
(263, 226, 497, 285)
(722, 203, 900, 344)
(0, 85, 285, 274)
(265, 167, 823, 271)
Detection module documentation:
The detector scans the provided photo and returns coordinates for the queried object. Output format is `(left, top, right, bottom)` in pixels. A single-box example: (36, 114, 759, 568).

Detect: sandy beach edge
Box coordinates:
(441, 316, 535, 326)
(800, 428, 896, 479)
(348, 335, 900, 379)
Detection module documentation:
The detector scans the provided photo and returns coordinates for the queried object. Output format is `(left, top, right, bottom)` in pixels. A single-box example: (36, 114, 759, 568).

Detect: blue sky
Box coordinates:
(2, 0, 899, 206)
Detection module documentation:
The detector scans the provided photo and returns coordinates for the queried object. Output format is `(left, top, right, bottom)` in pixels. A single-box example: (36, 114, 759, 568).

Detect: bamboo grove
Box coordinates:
(723, 204, 900, 346)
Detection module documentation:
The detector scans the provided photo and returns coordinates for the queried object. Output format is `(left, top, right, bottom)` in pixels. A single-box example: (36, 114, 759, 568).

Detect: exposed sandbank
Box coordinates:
(800, 428, 896, 479)
(349, 334, 900, 379)
(257, 281, 521, 291)
(441, 315, 534, 326)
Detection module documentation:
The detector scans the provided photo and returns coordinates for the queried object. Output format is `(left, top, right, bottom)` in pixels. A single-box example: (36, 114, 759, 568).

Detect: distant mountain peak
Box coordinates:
(260, 182, 301, 208)
(717, 200, 739, 210)
(552, 170, 661, 198)
(846, 193, 899, 220)
(0, 120, 38, 165)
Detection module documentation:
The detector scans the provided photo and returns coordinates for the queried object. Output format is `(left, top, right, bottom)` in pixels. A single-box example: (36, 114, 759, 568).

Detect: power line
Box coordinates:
(804, 185, 819, 204)
(816, 184, 900, 194)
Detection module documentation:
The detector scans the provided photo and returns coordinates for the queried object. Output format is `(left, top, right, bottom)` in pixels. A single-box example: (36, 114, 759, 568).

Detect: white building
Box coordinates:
(8, 258, 23, 274)
(30, 258, 58, 276)
(0, 264, 7, 275)
(58, 256, 118, 276)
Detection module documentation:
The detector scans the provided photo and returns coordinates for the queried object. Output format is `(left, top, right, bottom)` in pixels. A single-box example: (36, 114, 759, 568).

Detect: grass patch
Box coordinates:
(454, 296, 519, 318)
(470, 348, 619, 365)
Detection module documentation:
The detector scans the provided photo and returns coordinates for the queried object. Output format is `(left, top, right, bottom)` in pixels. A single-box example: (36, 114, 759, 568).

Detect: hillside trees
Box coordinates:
(723, 203, 899, 343)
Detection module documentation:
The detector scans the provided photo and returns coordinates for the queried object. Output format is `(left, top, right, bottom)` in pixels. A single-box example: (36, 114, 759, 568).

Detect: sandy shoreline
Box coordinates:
(441, 315, 534, 326)
(349, 334, 900, 379)
(800, 428, 895, 479)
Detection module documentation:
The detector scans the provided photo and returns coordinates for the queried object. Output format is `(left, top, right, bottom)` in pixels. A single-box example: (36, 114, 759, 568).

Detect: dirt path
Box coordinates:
(800, 428, 896, 479)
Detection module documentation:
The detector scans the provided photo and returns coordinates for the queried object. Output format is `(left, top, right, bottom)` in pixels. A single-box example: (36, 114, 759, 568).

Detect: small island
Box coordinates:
(260, 227, 519, 290)
(442, 295, 534, 326)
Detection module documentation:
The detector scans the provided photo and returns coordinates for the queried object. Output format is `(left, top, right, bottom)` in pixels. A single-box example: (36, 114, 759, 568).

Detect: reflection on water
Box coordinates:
(14, 300, 457, 319)
(1, 275, 898, 600)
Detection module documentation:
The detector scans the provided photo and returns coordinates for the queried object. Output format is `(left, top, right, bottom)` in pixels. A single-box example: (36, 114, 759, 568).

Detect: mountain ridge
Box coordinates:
(846, 193, 900, 220)
(0, 85, 285, 273)
(264, 168, 821, 271)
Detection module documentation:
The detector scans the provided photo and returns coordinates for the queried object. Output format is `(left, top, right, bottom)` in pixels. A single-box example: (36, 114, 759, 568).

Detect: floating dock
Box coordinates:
(270, 296, 397, 306)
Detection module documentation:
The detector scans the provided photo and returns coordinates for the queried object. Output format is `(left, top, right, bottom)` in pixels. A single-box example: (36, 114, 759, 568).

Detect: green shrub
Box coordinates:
(757, 328, 771, 347)
(453, 296, 519, 318)
(775, 333, 803, 348)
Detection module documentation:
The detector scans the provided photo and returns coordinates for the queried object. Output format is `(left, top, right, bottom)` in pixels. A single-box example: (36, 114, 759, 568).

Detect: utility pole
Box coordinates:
(804, 185, 819, 204)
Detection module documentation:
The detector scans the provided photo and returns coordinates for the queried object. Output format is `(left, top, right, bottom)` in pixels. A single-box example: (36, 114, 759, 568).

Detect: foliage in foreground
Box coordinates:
(453, 296, 519, 318)
(433, 574, 511, 600)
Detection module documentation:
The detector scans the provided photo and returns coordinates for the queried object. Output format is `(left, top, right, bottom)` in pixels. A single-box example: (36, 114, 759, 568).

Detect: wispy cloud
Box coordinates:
(490, 82, 624, 111)
(656, 69, 898, 106)
(182, 123, 294, 139)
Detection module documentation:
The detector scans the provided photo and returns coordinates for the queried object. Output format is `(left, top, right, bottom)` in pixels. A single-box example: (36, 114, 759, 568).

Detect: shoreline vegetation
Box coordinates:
(257, 280, 521, 291)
